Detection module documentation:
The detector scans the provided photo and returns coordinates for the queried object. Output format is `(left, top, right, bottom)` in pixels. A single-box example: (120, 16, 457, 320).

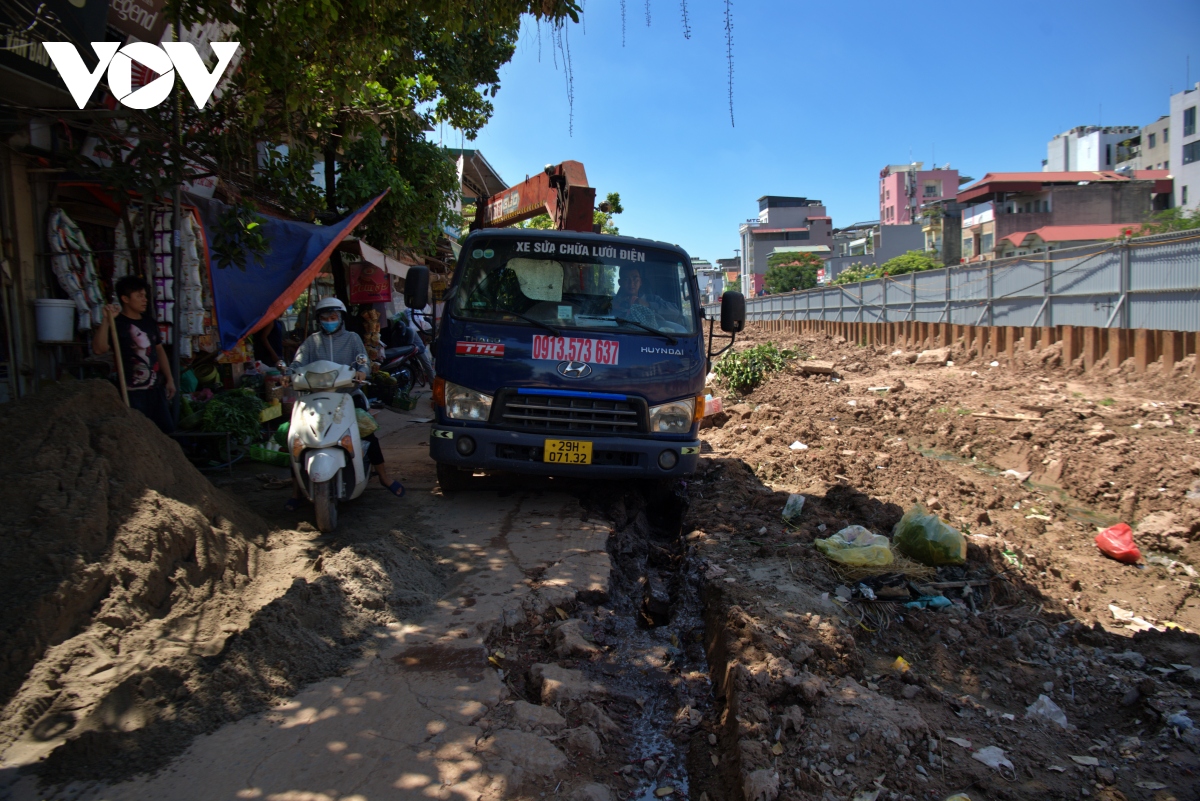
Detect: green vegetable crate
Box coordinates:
(248, 444, 289, 467)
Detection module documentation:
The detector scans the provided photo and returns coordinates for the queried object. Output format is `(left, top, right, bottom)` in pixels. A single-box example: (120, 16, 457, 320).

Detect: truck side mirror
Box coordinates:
(720, 291, 745, 333)
(405, 266, 430, 309)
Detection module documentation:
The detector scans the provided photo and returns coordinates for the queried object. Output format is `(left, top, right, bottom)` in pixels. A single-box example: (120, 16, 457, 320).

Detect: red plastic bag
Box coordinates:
(1095, 523, 1141, 564)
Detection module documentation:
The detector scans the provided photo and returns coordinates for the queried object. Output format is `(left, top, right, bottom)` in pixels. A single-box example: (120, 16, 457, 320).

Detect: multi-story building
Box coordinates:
(692, 259, 724, 304)
(878, 163, 959, 225)
(1044, 126, 1141, 172)
(1140, 116, 1171, 171)
(956, 170, 1172, 261)
(824, 222, 926, 281)
(737, 196, 832, 296)
(1170, 82, 1200, 210)
(920, 200, 964, 265)
(716, 257, 740, 291)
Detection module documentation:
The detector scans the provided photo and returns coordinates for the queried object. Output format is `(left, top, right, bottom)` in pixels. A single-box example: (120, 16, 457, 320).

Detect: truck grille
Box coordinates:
(496, 390, 646, 434)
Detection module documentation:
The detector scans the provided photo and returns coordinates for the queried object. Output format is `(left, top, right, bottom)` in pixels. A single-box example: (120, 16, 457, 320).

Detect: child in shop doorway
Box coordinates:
(92, 275, 177, 434)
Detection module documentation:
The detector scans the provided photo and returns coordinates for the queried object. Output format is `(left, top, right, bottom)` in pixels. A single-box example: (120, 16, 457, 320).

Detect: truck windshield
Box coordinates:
(450, 238, 697, 336)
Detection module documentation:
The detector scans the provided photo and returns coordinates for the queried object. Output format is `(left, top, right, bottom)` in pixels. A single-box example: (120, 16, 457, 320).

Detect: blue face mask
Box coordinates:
(320, 320, 341, 334)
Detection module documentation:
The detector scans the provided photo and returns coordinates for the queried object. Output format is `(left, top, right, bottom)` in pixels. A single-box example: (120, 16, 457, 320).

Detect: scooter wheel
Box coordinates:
(313, 480, 338, 532)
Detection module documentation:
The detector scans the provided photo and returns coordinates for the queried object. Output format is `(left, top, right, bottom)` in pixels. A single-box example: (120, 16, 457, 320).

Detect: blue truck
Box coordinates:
(429, 228, 745, 490)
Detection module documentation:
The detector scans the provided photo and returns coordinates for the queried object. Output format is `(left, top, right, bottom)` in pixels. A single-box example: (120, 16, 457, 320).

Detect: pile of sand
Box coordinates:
(0, 380, 445, 783)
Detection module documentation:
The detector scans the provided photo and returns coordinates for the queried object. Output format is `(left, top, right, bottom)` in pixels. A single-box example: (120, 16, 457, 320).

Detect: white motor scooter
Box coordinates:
(284, 357, 371, 532)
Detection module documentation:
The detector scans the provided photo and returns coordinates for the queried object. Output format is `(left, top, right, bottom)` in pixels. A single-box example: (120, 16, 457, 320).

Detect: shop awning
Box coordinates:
(186, 191, 388, 351)
(336, 238, 418, 278)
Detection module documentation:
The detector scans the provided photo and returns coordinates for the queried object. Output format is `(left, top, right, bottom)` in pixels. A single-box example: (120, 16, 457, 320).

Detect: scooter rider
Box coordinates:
(284, 297, 404, 509)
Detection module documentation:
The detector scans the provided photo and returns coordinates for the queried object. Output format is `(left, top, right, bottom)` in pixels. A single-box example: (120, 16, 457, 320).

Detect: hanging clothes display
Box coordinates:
(47, 208, 106, 329)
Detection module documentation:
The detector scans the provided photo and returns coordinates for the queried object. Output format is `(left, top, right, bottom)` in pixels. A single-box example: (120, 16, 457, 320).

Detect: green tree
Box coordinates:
(75, 0, 583, 259)
(764, 252, 821, 293)
(879, 250, 942, 276)
(723, 278, 741, 294)
(1137, 207, 1200, 235)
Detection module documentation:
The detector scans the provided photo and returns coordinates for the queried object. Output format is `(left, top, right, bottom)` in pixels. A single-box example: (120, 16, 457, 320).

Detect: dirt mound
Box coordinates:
(0, 380, 447, 784)
(0, 380, 267, 711)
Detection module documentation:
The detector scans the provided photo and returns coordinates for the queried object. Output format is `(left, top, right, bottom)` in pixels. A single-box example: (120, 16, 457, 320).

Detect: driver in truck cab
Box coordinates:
(283, 297, 405, 508)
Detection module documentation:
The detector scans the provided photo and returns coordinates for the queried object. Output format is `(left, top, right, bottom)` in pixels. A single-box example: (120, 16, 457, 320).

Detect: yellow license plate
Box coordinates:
(544, 439, 593, 465)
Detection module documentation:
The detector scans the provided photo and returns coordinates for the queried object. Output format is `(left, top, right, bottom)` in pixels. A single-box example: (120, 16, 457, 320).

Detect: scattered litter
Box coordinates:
(945, 737, 971, 749)
(971, 746, 1014, 777)
(782, 493, 807, 524)
(789, 441, 809, 451)
(654, 786, 675, 797)
(1108, 604, 1160, 632)
(1025, 513, 1052, 521)
(857, 583, 876, 601)
(758, 526, 768, 535)
(847, 400, 857, 407)
(1095, 523, 1141, 564)
(989, 361, 999, 367)
(771, 741, 784, 755)
(1002, 469, 1032, 482)
(868, 386, 891, 392)
(892, 656, 911, 672)
(1166, 711, 1194, 729)
(772, 627, 791, 641)
(1047, 765, 1066, 773)
(1025, 694, 1071, 729)
(706, 564, 727, 577)
(892, 504, 966, 566)
(904, 595, 951, 609)
(815, 525, 894, 567)
(1136, 782, 1169, 790)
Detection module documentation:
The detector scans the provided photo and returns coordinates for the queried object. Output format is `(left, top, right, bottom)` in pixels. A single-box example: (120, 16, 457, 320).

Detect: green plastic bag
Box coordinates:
(355, 408, 379, 437)
(815, 525, 894, 567)
(892, 504, 967, 566)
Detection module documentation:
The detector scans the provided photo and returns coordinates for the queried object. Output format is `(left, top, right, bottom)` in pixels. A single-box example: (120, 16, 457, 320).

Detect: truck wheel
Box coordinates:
(436, 462, 471, 493)
(313, 480, 338, 532)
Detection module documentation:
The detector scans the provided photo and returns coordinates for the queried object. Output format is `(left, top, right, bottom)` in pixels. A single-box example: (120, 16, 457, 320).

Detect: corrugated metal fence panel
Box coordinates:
(1129, 235, 1200, 292)
(730, 231, 1198, 327)
(1052, 248, 1120, 297)
(1128, 291, 1200, 331)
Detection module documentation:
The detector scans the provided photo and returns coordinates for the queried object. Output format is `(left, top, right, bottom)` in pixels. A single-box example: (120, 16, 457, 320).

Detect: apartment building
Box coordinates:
(1170, 82, 1200, 210)
(1044, 126, 1141, 172)
(878, 163, 959, 225)
(956, 171, 1171, 261)
(737, 196, 832, 296)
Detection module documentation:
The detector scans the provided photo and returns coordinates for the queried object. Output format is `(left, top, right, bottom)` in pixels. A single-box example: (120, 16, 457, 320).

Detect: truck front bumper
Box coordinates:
(429, 425, 700, 479)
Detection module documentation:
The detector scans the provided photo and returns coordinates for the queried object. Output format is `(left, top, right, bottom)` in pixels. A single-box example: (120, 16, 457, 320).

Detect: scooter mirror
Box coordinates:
(405, 266, 430, 310)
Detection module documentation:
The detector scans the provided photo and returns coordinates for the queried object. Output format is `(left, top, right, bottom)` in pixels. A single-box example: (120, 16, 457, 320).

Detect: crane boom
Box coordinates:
(472, 161, 596, 233)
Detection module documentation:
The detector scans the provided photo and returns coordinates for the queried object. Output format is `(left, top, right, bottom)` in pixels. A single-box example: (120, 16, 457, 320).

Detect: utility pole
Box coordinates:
(170, 14, 183, 420)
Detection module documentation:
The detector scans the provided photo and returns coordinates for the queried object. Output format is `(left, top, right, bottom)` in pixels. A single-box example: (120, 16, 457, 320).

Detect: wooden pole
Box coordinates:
(110, 319, 130, 407)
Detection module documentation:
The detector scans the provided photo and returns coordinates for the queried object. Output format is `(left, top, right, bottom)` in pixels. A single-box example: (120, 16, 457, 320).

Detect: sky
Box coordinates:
(459, 0, 1200, 265)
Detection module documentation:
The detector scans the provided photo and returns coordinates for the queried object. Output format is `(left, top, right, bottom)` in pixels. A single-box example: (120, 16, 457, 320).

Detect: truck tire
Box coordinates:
(313, 480, 338, 532)
(436, 462, 471, 493)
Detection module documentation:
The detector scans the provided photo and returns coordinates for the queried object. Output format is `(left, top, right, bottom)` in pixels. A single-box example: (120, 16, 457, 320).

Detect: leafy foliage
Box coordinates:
(201, 388, 265, 442)
(211, 201, 270, 271)
(764, 252, 822, 293)
(714, 342, 791, 395)
(1137, 207, 1200, 235)
(832, 251, 941, 285)
(69, 0, 582, 258)
(723, 278, 741, 294)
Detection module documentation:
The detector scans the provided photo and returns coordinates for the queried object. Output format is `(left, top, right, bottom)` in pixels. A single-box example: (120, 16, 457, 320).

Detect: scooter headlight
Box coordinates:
(444, 382, 493, 421)
(304, 369, 338, 390)
(648, 398, 696, 434)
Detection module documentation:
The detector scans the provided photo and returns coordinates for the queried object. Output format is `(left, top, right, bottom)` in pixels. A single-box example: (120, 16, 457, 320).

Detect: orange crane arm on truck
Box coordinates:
(471, 161, 596, 233)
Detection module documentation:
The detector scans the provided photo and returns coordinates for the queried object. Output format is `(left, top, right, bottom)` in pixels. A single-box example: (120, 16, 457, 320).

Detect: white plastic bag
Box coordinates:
(971, 745, 1015, 777)
(1025, 694, 1071, 729)
(782, 494, 806, 525)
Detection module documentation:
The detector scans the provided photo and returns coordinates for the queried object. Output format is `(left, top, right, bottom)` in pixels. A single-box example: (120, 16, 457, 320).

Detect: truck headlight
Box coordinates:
(445, 382, 493, 421)
(648, 398, 696, 433)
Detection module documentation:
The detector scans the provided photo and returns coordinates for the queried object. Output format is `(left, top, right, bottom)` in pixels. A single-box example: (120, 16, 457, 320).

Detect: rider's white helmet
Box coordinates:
(315, 297, 347, 314)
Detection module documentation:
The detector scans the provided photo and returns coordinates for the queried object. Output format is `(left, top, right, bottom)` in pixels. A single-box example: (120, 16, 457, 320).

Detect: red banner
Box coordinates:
(347, 261, 392, 304)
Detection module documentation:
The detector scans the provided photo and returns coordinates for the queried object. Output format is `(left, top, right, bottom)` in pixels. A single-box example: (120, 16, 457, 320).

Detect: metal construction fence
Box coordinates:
(704, 229, 1200, 332)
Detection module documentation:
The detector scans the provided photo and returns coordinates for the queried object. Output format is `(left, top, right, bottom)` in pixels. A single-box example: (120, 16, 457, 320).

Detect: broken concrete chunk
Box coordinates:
(510, 699, 567, 731)
(553, 618, 600, 658)
(562, 726, 604, 758)
(531, 663, 608, 707)
(485, 729, 568, 777)
(571, 784, 614, 801)
(915, 348, 949, 366)
(801, 360, 835, 375)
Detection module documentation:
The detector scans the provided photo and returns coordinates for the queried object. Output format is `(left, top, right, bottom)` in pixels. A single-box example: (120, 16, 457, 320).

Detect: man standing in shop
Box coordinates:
(93, 275, 176, 434)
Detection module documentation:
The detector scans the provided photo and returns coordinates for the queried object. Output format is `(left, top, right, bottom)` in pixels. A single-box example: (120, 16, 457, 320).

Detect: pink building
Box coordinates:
(879, 163, 959, 225)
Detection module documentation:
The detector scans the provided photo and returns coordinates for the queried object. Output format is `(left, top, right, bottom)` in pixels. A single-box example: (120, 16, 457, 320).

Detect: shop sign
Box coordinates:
(347, 262, 392, 304)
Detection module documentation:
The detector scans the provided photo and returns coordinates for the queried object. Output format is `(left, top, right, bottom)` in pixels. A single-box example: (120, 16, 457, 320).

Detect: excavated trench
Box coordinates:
(488, 483, 726, 800)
